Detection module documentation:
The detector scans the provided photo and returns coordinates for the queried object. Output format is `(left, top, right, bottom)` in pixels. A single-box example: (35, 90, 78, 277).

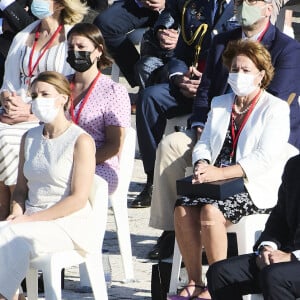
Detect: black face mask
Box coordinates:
(67, 50, 93, 72)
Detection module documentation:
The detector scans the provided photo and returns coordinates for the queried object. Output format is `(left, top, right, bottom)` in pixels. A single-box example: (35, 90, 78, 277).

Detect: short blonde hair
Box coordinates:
(222, 39, 274, 90)
(31, 71, 71, 111)
(59, 0, 88, 25)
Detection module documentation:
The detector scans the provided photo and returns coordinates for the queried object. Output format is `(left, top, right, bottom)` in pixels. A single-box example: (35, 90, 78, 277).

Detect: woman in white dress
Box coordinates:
(0, 0, 87, 220)
(0, 71, 97, 300)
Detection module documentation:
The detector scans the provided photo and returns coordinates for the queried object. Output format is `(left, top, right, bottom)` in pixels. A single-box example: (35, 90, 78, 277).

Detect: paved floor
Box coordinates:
(31, 9, 300, 298)
(57, 156, 161, 300)
(33, 72, 162, 300)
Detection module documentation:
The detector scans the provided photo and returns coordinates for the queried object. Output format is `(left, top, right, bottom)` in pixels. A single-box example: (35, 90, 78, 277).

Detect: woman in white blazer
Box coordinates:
(170, 39, 298, 300)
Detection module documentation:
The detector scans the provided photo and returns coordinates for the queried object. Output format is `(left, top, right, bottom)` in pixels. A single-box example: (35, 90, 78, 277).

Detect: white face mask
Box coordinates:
(227, 72, 259, 96)
(31, 97, 59, 123)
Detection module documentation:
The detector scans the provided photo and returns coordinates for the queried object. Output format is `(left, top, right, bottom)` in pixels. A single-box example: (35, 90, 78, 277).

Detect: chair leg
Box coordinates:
(169, 239, 182, 295)
(112, 199, 134, 282)
(85, 254, 108, 300)
(26, 268, 39, 300)
(41, 262, 62, 300)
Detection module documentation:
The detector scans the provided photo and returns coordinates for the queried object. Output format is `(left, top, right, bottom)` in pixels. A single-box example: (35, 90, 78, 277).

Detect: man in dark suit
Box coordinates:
(132, 0, 236, 209)
(93, 0, 165, 88)
(192, 0, 300, 150)
(207, 154, 300, 300)
(0, 0, 35, 86)
(148, 0, 300, 260)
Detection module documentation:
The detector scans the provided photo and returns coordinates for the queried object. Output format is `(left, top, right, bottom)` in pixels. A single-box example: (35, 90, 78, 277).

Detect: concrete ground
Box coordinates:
(32, 71, 162, 300)
(31, 6, 300, 298)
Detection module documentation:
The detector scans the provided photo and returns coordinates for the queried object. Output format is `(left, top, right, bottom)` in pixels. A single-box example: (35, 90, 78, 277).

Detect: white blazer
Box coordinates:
(192, 91, 299, 209)
(1, 20, 73, 98)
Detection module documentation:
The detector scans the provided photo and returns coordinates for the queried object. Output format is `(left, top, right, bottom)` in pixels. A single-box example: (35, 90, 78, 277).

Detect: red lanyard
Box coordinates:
(230, 90, 262, 162)
(257, 21, 270, 42)
(27, 23, 63, 84)
(69, 71, 101, 124)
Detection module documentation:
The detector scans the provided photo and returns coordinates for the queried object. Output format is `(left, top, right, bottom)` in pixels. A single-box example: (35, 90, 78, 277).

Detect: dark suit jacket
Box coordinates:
(0, 0, 34, 56)
(191, 23, 300, 151)
(153, 0, 236, 75)
(254, 155, 300, 252)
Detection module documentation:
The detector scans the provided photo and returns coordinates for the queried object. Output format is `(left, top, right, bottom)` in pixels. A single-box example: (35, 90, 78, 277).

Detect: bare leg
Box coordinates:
(17, 294, 25, 300)
(0, 182, 10, 220)
(1, 184, 22, 300)
(198, 204, 228, 298)
(174, 206, 204, 297)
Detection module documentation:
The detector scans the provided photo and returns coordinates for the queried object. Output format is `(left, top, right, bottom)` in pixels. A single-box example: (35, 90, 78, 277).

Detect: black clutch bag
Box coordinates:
(176, 175, 245, 200)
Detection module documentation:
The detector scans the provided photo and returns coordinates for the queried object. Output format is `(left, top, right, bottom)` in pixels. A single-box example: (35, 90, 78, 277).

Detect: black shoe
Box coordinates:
(131, 183, 153, 208)
(148, 231, 175, 260)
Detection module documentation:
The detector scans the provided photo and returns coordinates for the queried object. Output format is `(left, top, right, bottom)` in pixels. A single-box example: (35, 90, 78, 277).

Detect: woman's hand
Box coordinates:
(0, 91, 36, 124)
(192, 162, 225, 184)
(8, 214, 31, 224)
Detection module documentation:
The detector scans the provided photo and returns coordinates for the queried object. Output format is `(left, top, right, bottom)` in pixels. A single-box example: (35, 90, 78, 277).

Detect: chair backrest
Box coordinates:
(109, 127, 136, 202)
(89, 174, 109, 228)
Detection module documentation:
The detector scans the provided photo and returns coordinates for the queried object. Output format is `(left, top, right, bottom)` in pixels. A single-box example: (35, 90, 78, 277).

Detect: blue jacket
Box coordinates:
(191, 23, 300, 150)
(153, 0, 237, 74)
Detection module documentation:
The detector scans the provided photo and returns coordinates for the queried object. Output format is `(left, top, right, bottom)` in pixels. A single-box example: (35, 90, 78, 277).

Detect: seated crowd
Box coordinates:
(0, 0, 300, 299)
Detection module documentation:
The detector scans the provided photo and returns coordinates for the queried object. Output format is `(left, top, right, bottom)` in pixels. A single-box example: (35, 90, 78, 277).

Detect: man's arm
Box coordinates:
(254, 156, 300, 251)
(2, 0, 34, 33)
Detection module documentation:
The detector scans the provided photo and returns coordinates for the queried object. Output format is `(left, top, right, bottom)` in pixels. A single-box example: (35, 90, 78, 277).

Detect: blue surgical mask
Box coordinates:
(31, 0, 52, 20)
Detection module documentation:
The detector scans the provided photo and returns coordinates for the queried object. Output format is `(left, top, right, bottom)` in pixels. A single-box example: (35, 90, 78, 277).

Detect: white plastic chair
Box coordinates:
(111, 28, 147, 83)
(75, 127, 136, 286)
(25, 175, 109, 300)
(108, 127, 136, 282)
(168, 214, 269, 300)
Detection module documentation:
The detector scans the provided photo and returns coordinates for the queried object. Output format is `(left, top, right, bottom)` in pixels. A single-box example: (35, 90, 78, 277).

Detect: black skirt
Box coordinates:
(175, 126, 272, 224)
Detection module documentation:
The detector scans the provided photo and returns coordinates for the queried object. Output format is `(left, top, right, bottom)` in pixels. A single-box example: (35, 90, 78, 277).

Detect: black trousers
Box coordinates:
(136, 83, 193, 174)
(207, 253, 300, 300)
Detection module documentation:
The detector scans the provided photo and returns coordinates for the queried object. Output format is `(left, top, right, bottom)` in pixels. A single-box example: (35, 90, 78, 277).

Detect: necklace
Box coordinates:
(233, 103, 252, 115)
(233, 93, 260, 115)
(44, 121, 72, 139)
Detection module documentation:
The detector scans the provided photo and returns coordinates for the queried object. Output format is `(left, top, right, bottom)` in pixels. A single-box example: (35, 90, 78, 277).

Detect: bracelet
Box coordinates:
(194, 159, 209, 166)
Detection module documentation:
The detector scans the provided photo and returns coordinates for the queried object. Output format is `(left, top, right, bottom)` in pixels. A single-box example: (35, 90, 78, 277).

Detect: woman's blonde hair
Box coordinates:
(222, 39, 274, 90)
(58, 0, 88, 25)
(31, 71, 71, 111)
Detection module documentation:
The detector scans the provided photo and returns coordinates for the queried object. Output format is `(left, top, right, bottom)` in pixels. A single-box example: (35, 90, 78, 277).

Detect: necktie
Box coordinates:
(215, 0, 226, 24)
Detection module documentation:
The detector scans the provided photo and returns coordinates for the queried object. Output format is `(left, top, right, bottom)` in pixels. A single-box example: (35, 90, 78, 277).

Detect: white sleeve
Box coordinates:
(0, 0, 14, 11)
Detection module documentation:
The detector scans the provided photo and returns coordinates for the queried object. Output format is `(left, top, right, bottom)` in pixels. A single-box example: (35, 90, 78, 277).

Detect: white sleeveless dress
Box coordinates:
(23, 123, 99, 254)
(0, 124, 102, 299)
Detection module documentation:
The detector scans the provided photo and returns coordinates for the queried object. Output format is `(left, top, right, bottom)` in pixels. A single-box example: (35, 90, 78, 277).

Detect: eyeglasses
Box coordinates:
(235, 0, 271, 6)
